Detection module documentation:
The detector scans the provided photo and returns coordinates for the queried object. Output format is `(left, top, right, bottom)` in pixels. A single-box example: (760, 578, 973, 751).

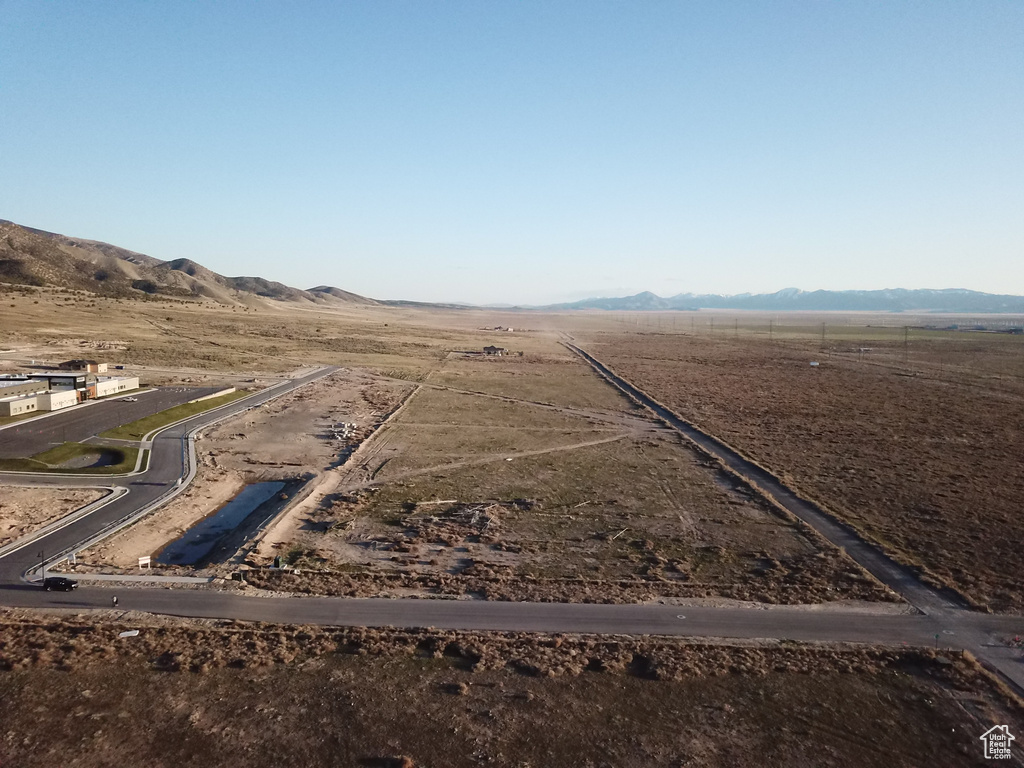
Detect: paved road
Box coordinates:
(3, 587, 1023, 655)
(561, 342, 1024, 692)
(2, 355, 1023, 696)
(0, 368, 337, 579)
(0, 386, 222, 458)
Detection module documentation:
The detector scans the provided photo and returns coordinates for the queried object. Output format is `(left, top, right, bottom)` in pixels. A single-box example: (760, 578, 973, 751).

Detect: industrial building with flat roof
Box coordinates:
(0, 366, 140, 417)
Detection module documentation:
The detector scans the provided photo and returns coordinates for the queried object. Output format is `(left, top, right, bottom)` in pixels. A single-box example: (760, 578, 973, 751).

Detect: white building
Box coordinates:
(95, 376, 140, 398)
(37, 388, 79, 412)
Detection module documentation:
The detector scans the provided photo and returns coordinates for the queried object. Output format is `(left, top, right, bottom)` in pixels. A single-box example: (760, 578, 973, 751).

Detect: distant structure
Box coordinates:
(0, 364, 139, 417)
(59, 359, 108, 373)
(483, 346, 509, 356)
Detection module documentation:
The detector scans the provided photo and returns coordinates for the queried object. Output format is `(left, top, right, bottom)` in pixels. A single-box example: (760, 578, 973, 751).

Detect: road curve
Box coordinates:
(0, 367, 339, 583)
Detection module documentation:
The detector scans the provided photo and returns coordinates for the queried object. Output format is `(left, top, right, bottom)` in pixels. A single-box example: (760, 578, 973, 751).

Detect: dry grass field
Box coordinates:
(1, 286, 470, 377)
(255, 345, 892, 604)
(584, 327, 1024, 612)
(3, 294, 1024, 766)
(6, 294, 1020, 611)
(0, 610, 1018, 768)
(427, 348, 633, 411)
(0, 488, 105, 548)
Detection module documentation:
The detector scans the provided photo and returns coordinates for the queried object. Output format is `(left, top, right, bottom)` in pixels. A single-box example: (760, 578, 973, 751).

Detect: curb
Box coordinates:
(0, 486, 128, 560)
(21, 367, 336, 581)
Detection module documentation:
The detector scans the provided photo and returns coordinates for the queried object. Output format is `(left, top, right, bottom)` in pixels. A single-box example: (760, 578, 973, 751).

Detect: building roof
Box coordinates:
(0, 393, 39, 403)
(0, 379, 36, 389)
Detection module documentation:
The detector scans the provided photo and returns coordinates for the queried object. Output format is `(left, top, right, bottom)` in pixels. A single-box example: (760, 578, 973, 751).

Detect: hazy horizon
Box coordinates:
(2, 2, 1022, 304)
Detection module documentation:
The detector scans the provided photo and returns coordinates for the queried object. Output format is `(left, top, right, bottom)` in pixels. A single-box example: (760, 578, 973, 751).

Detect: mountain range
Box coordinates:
(538, 288, 1024, 314)
(2, 219, 1022, 313)
(0, 220, 376, 306)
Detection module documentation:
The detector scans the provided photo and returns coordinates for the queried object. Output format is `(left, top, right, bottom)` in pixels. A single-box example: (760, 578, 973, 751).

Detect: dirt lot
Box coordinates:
(0, 610, 1019, 767)
(76, 369, 412, 569)
(585, 330, 1024, 612)
(0, 487, 106, 548)
(253, 357, 893, 605)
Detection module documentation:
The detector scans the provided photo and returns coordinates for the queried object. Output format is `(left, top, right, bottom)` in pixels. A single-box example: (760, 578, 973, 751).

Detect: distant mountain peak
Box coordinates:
(542, 288, 1024, 313)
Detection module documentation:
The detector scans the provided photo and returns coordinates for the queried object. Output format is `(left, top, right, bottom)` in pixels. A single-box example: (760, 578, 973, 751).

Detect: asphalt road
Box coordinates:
(2, 354, 1023, 696)
(4, 586, 1023, 656)
(0, 368, 336, 581)
(561, 342, 1024, 690)
(0, 386, 222, 458)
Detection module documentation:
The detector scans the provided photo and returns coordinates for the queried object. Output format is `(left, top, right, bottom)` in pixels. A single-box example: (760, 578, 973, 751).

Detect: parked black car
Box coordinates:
(42, 576, 78, 592)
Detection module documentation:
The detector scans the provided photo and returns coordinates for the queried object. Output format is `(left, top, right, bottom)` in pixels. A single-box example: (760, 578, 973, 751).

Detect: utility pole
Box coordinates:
(904, 326, 910, 363)
(38, 550, 45, 582)
(821, 322, 826, 345)
(734, 318, 738, 336)
(769, 319, 773, 342)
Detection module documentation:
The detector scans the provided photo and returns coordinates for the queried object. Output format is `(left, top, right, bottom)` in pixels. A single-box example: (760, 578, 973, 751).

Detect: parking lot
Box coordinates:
(0, 387, 223, 458)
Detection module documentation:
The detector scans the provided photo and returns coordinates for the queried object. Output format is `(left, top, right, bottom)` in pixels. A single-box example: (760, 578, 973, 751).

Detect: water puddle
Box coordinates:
(156, 481, 286, 565)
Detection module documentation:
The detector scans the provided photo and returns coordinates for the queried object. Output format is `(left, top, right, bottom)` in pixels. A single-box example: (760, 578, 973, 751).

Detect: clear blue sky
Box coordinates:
(2, 1, 1022, 304)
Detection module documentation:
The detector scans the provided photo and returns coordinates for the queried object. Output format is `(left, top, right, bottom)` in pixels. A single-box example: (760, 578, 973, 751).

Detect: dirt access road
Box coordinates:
(561, 341, 1024, 692)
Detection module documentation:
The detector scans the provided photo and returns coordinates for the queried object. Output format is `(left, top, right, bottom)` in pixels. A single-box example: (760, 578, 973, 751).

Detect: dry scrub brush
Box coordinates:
(0, 614, 1011, 709)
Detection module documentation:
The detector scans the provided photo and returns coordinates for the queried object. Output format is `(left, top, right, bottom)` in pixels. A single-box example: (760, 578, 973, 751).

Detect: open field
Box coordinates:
(428, 346, 633, 411)
(584, 328, 1024, 612)
(0, 286, 513, 378)
(253, 353, 893, 605)
(7, 295, 1022, 610)
(0, 610, 1019, 768)
(0, 487, 105, 548)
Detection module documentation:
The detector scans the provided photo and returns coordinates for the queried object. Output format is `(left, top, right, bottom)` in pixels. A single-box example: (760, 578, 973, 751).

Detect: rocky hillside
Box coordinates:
(0, 220, 375, 306)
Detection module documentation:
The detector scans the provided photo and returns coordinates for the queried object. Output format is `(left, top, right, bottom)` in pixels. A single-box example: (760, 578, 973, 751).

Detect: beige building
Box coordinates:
(59, 359, 108, 373)
(95, 376, 140, 398)
(37, 389, 79, 411)
(0, 395, 39, 417)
